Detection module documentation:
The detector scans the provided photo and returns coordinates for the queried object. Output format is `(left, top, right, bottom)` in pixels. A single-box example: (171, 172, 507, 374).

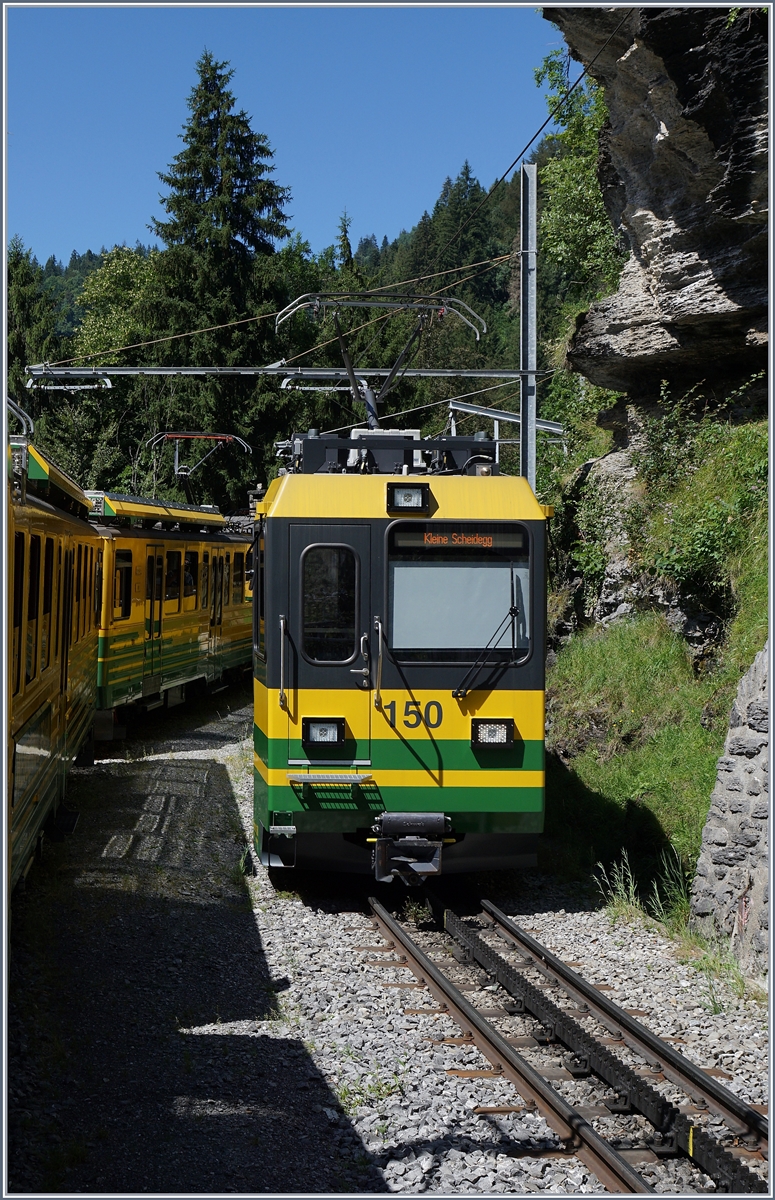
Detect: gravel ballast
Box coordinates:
(7, 684, 769, 1193)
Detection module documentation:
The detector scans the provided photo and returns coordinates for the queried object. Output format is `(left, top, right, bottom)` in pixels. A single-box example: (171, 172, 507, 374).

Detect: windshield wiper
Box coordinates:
(452, 604, 518, 700)
(452, 564, 521, 700)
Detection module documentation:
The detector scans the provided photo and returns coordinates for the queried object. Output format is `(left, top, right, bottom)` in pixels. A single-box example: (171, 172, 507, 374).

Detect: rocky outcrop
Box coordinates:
(690, 645, 769, 980)
(551, 401, 726, 661)
(543, 7, 768, 397)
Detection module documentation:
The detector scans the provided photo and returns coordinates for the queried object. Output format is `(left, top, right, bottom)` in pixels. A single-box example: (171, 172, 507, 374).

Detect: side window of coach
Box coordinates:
(113, 551, 133, 621)
(41, 537, 54, 670)
(13, 534, 25, 695)
(201, 552, 209, 609)
(165, 551, 181, 612)
(232, 552, 244, 606)
(183, 550, 198, 610)
(26, 535, 41, 684)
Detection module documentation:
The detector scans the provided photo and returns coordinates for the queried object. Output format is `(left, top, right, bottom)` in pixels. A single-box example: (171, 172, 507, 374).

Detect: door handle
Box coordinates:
(279, 615, 287, 709)
(350, 632, 370, 679)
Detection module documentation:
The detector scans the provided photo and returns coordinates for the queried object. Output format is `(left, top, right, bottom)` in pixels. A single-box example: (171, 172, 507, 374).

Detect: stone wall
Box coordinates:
(690, 644, 769, 980)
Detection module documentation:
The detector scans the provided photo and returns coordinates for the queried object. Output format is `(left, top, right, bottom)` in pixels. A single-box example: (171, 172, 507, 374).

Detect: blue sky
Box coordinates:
(6, 5, 564, 266)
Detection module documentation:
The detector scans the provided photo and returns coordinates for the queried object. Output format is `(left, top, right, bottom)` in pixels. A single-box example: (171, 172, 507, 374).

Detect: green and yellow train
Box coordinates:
(86, 491, 253, 738)
(7, 415, 253, 892)
(252, 429, 550, 882)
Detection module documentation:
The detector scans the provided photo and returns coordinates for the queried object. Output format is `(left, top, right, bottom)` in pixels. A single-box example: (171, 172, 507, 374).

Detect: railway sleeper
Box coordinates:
(444, 910, 767, 1194)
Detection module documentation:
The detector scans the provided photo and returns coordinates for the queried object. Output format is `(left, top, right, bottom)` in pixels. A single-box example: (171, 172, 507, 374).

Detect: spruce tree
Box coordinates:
(152, 50, 290, 263)
(142, 50, 296, 505)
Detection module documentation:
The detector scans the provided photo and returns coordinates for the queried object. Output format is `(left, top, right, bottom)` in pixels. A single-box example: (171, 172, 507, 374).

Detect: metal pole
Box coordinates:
(493, 420, 500, 464)
(520, 163, 537, 490)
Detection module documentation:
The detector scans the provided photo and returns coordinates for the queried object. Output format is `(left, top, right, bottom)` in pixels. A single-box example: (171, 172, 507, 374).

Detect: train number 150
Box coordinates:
(384, 699, 443, 730)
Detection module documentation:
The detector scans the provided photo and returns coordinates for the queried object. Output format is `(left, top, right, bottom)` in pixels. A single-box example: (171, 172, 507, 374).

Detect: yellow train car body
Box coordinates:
(86, 492, 253, 724)
(7, 439, 99, 890)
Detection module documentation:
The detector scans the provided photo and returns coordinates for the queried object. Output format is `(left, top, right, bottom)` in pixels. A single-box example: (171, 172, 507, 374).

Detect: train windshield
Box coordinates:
(388, 522, 529, 662)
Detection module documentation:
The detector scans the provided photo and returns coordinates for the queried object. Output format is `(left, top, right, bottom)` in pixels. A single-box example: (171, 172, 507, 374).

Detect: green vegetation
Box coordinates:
(544, 388, 767, 876)
(594, 848, 763, 1006)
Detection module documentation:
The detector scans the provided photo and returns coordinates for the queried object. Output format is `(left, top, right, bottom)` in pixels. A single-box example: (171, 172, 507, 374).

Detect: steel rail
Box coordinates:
(441, 904, 766, 1193)
(368, 898, 654, 1195)
(480, 900, 768, 1147)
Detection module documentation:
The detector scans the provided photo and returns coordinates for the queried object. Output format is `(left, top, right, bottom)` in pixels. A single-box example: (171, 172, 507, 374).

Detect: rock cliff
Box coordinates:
(543, 7, 768, 398)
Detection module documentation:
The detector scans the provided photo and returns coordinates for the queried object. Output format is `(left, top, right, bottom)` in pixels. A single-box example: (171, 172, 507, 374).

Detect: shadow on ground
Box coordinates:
(95, 675, 254, 760)
(542, 750, 674, 886)
(8, 749, 386, 1193)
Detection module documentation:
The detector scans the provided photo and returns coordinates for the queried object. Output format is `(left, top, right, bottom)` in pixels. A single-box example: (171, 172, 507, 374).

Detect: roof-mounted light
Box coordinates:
(387, 483, 430, 514)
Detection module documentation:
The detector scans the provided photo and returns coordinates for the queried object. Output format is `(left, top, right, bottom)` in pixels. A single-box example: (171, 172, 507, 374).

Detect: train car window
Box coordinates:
(232, 552, 244, 605)
(54, 544, 62, 661)
(26, 535, 42, 683)
(95, 549, 103, 619)
(201, 552, 209, 609)
(301, 545, 357, 662)
(83, 546, 89, 638)
(87, 547, 94, 632)
(74, 543, 82, 643)
(13, 533, 25, 695)
(387, 522, 530, 663)
(113, 551, 133, 620)
(183, 550, 198, 609)
(60, 549, 73, 692)
(42, 537, 54, 670)
(214, 556, 223, 625)
(224, 554, 231, 607)
(165, 551, 181, 611)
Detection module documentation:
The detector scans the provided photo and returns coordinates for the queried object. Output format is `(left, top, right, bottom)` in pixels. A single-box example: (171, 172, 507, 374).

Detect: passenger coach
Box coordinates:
(253, 429, 550, 882)
(86, 492, 253, 736)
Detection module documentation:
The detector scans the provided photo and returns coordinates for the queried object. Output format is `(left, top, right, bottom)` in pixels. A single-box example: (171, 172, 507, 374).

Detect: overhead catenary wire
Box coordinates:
(47, 254, 512, 369)
(286, 253, 514, 368)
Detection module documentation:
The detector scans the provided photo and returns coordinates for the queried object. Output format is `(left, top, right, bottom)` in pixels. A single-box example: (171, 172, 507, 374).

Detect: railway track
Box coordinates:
(367, 897, 768, 1195)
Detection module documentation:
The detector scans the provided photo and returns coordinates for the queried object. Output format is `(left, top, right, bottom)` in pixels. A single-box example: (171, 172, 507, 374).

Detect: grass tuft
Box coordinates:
(594, 851, 644, 924)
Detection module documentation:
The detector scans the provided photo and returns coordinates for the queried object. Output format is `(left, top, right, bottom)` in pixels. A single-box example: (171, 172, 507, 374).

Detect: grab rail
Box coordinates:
(279, 615, 287, 708)
(373, 616, 384, 709)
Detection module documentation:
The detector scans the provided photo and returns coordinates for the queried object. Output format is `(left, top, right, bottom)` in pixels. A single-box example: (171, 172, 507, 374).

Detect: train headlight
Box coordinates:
(386, 483, 430, 514)
(471, 719, 515, 748)
(301, 718, 346, 747)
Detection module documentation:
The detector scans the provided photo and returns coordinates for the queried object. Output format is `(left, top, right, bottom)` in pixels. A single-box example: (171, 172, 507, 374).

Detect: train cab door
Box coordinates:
(287, 525, 372, 768)
(143, 544, 164, 690)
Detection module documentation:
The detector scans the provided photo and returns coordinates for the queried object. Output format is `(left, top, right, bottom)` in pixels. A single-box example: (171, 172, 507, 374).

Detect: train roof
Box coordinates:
(9, 436, 92, 520)
(258, 471, 550, 522)
(85, 491, 226, 530)
(260, 430, 552, 521)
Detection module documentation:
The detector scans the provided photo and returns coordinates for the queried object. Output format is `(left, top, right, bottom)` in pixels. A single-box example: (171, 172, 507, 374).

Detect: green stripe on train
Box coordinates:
(254, 729, 544, 773)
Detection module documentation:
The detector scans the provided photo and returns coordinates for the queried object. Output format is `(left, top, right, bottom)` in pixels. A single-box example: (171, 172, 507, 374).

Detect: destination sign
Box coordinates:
(392, 524, 526, 552)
